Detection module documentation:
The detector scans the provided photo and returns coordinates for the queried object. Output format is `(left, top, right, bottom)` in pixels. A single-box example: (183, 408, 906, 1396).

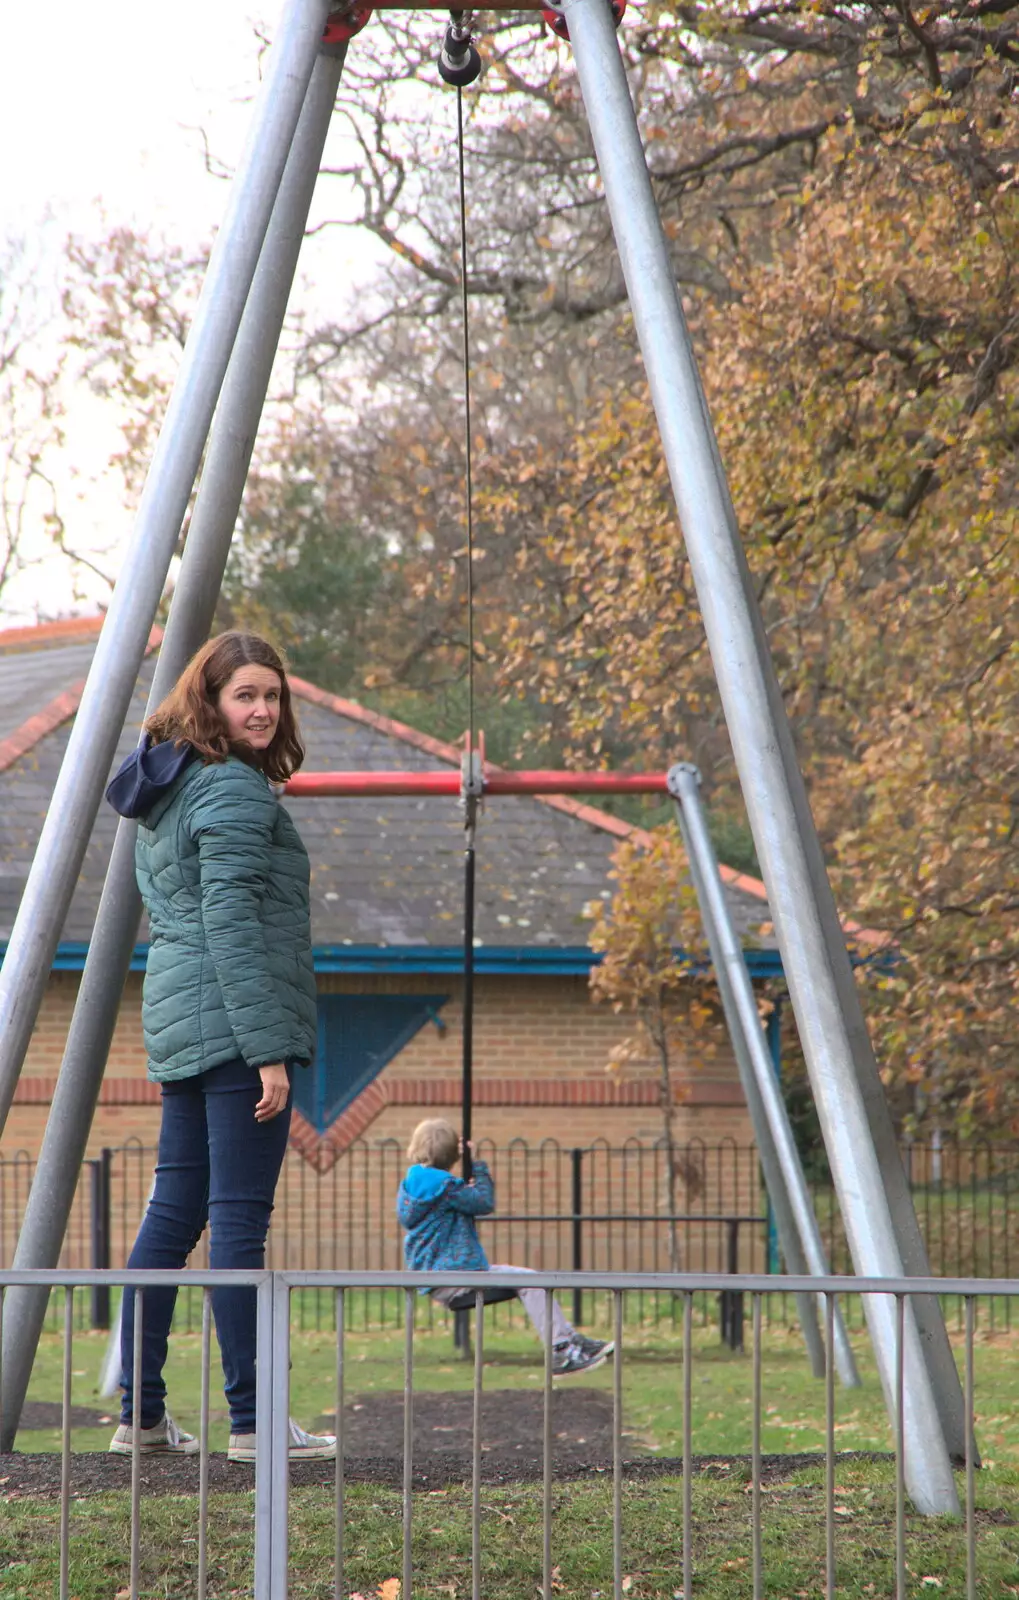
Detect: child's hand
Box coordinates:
(458, 1137, 475, 1158)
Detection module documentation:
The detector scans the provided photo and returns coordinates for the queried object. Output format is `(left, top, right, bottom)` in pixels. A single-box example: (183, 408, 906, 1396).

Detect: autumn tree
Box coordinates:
(0, 236, 69, 611)
(586, 832, 717, 1267)
(482, 53, 1019, 1130)
(61, 228, 204, 508)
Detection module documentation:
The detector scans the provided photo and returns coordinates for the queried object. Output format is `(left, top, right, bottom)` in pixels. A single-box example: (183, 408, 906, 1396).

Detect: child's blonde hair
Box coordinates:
(407, 1118, 459, 1170)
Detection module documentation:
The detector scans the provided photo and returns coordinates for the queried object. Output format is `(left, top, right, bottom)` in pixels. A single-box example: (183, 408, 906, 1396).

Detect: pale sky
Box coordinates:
(0, 2, 388, 624)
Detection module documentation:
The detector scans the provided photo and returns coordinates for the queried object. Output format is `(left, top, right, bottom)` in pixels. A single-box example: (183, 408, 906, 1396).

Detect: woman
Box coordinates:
(105, 632, 334, 1462)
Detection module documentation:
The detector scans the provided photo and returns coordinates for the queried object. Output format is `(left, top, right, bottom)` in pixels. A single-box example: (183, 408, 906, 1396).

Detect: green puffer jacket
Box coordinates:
(136, 755, 318, 1082)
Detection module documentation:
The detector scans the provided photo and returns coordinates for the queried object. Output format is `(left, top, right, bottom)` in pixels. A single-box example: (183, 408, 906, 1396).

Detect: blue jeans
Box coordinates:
(120, 1057, 292, 1432)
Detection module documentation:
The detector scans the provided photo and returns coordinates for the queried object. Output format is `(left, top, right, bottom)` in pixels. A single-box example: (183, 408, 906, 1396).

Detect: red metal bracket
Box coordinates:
(542, 0, 625, 40)
(322, 4, 373, 45)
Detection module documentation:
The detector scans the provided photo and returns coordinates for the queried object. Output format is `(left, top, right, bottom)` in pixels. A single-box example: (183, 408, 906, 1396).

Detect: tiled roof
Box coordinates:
(0, 642, 95, 746)
(0, 625, 776, 953)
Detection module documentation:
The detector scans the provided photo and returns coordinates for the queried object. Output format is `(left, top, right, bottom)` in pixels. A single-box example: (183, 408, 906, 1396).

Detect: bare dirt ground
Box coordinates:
(0, 1388, 873, 1498)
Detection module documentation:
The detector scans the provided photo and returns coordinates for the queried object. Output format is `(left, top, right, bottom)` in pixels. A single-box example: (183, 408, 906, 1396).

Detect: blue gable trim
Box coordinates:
(34, 940, 787, 978)
(298, 993, 449, 1133)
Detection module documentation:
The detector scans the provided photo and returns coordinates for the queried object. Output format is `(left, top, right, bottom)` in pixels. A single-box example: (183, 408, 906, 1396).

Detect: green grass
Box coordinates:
(2, 1464, 1019, 1597)
(16, 1312, 1019, 1462)
(7, 1315, 1019, 1595)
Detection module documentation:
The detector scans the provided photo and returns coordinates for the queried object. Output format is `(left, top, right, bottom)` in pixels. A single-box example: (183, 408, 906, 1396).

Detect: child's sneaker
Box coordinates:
(227, 1417, 337, 1463)
(573, 1333, 615, 1363)
(109, 1411, 199, 1456)
(552, 1339, 610, 1377)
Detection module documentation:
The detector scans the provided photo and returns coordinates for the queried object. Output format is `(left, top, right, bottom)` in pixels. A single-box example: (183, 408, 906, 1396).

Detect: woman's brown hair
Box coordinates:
(146, 633, 304, 783)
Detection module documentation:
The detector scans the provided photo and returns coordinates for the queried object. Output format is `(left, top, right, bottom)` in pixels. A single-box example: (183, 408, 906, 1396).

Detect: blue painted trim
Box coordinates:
(310, 944, 603, 975)
(13, 940, 788, 977)
(766, 999, 783, 1079)
(43, 942, 152, 973)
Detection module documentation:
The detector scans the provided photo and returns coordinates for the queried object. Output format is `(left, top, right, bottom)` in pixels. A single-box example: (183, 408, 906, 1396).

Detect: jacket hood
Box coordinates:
(398, 1165, 454, 1225)
(105, 734, 198, 822)
(404, 1165, 455, 1200)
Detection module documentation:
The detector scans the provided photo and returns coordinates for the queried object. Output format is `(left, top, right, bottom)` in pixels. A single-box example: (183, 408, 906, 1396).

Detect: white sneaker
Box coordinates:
(227, 1417, 337, 1463)
(109, 1411, 200, 1456)
(552, 1339, 610, 1377)
(574, 1334, 615, 1363)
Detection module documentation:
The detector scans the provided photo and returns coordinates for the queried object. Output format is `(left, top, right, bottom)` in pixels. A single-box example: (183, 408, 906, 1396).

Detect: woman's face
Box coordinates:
(216, 663, 282, 753)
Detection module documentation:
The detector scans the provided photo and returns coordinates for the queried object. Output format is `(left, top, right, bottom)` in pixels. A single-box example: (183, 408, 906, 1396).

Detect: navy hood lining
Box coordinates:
(105, 733, 198, 821)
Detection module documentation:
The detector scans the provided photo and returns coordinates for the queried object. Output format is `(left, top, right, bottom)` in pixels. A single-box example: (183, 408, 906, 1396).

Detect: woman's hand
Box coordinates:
(255, 1062, 290, 1122)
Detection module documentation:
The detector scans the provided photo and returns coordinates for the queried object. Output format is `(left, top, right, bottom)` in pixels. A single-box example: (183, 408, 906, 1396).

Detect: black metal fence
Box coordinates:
(2, 1136, 1018, 1333)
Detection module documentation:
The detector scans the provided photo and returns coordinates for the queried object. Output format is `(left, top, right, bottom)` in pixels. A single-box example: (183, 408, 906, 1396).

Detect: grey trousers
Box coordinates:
(431, 1264, 574, 1345)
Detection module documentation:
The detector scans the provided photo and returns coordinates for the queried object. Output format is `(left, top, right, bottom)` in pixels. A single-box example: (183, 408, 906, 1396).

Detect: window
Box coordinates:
(293, 994, 448, 1133)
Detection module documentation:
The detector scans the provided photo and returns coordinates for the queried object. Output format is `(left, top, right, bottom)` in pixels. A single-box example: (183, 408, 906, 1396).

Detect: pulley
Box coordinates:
(438, 10, 482, 87)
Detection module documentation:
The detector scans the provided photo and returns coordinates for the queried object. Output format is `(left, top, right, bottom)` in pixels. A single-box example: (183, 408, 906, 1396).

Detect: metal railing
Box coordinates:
(2, 1136, 1018, 1332)
(0, 1265, 1010, 1600)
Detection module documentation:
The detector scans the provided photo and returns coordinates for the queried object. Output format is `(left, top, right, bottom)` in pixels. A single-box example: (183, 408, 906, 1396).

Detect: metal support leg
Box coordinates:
(719, 1220, 744, 1353)
(0, 0, 335, 1145)
(562, 0, 961, 1512)
(669, 762, 859, 1388)
(0, 41, 347, 1450)
(89, 1149, 112, 1331)
(571, 1146, 584, 1328)
(454, 1308, 473, 1360)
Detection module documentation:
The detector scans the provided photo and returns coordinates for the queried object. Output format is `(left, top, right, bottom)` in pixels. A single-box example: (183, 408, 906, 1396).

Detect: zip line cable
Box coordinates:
(436, 16, 482, 1182)
(457, 82, 476, 763)
(454, 72, 479, 1182)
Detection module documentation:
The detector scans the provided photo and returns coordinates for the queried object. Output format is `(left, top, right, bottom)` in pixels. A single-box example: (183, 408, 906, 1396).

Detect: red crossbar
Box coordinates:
(285, 770, 670, 797)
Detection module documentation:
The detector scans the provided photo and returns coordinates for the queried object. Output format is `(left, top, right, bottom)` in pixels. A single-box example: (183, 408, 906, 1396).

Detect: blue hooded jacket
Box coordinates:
(396, 1160, 494, 1283)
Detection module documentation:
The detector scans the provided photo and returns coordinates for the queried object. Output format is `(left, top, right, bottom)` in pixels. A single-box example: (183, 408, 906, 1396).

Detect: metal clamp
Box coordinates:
(460, 747, 484, 844)
(666, 760, 702, 799)
(542, 0, 626, 44)
(321, 4, 373, 52)
(461, 747, 484, 798)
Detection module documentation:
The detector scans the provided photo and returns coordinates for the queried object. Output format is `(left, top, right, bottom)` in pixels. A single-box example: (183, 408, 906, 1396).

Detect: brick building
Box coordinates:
(0, 619, 781, 1271)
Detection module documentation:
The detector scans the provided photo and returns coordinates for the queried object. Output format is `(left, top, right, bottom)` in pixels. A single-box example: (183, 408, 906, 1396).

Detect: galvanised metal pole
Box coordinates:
(560, 0, 961, 1511)
(0, 41, 348, 1451)
(669, 762, 859, 1388)
(674, 772, 825, 1375)
(0, 0, 335, 1144)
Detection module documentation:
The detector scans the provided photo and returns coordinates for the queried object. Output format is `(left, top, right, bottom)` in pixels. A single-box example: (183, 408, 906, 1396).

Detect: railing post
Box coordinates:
(89, 1149, 112, 1330)
(254, 1272, 291, 1600)
(720, 1220, 744, 1352)
(571, 1147, 583, 1327)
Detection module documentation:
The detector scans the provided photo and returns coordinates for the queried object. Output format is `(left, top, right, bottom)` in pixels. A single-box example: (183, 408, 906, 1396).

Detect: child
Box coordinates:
(396, 1117, 613, 1376)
